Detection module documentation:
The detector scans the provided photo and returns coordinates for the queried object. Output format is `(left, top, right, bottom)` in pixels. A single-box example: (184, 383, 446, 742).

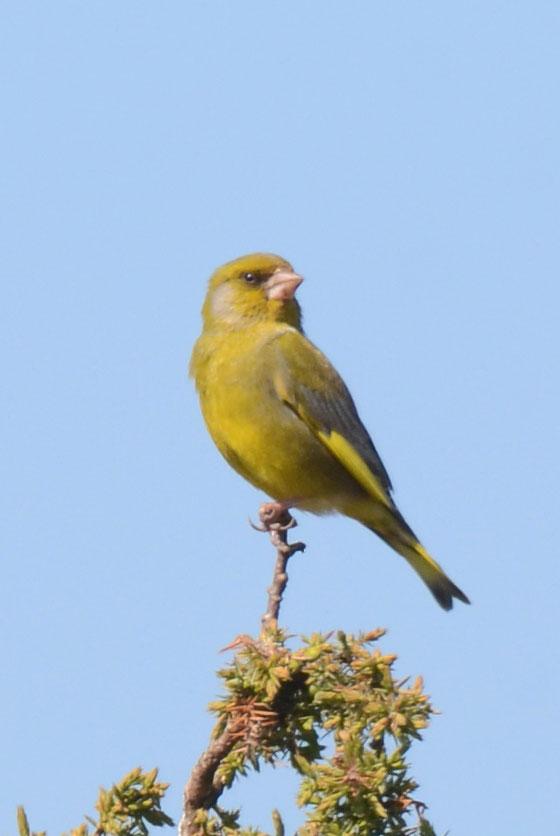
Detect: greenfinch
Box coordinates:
(190, 253, 469, 610)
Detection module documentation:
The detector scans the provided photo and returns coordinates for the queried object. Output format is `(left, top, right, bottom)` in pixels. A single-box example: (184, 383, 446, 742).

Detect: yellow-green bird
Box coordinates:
(190, 253, 469, 610)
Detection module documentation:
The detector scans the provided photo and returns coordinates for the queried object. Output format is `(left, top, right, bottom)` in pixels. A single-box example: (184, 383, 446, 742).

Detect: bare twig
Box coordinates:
(179, 508, 305, 835)
(260, 510, 305, 632)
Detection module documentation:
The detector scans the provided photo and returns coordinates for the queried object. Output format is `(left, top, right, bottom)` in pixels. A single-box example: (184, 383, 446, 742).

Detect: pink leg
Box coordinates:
(258, 500, 293, 528)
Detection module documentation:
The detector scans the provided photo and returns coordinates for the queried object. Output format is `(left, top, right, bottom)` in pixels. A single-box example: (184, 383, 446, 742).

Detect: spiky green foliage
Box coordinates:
(194, 628, 441, 835)
(17, 767, 173, 836)
(17, 807, 46, 836)
(15, 633, 446, 836)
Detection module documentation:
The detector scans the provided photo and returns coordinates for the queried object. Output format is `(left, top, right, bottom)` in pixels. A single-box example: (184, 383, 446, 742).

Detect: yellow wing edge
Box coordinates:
(317, 428, 392, 509)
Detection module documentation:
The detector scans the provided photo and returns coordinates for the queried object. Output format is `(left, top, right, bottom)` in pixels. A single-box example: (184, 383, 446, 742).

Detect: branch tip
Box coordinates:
(180, 506, 306, 834)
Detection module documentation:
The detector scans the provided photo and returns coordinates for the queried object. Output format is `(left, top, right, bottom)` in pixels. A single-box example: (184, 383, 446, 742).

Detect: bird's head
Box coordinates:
(202, 253, 303, 330)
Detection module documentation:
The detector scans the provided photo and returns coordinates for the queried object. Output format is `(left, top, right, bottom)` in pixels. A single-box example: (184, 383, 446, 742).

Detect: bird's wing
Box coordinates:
(270, 329, 394, 508)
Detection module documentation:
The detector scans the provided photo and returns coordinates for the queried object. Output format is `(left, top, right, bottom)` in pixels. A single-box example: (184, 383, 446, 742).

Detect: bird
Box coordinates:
(190, 252, 469, 610)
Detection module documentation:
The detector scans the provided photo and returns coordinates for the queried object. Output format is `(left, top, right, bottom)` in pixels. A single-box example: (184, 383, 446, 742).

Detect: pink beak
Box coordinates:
(265, 269, 304, 301)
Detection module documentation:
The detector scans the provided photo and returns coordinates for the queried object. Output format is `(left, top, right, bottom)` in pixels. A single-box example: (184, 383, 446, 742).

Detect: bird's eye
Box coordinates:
(243, 272, 258, 284)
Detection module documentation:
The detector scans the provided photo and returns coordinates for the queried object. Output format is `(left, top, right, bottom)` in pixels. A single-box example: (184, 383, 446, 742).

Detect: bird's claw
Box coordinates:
(249, 517, 268, 533)
(249, 519, 296, 534)
(274, 514, 297, 532)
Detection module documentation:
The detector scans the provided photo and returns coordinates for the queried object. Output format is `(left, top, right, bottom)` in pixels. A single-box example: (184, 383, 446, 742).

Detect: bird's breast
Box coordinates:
(193, 329, 349, 506)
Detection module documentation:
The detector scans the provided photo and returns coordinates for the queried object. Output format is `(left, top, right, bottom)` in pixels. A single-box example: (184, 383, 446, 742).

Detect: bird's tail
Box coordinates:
(349, 496, 469, 610)
(392, 538, 470, 610)
(363, 511, 470, 610)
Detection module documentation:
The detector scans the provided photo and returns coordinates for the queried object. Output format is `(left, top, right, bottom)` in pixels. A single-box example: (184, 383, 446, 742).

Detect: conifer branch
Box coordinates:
(179, 727, 239, 835)
(179, 508, 305, 836)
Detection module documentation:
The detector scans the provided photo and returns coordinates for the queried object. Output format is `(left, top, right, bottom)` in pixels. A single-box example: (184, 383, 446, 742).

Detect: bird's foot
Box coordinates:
(260, 501, 296, 531)
(251, 501, 306, 566)
(250, 501, 296, 533)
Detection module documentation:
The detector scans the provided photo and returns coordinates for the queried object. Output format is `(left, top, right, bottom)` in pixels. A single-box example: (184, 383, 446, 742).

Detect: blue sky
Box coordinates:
(2, 2, 559, 834)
